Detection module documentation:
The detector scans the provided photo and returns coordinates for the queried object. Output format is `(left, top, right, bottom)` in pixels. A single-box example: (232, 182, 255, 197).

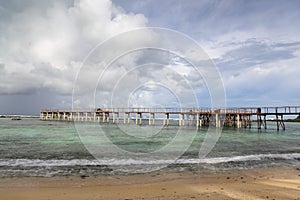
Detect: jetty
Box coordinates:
(40, 106, 300, 130)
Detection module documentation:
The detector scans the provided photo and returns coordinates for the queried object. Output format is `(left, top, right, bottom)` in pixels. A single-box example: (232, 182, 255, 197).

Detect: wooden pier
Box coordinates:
(40, 106, 300, 130)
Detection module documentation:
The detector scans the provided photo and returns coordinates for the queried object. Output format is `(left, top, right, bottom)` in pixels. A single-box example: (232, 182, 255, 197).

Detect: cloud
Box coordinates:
(112, 0, 300, 107)
(114, 0, 300, 39)
(212, 39, 300, 106)
(0, 63, 4, 71)
(80, 49, 208, 108)
(0, 0, 148, 95)
(1, 0, 300, 114)
(214, 39, 299, 71)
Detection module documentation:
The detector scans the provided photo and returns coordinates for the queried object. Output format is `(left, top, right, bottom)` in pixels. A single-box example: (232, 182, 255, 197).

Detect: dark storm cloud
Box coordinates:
(0, 89, 71, 115)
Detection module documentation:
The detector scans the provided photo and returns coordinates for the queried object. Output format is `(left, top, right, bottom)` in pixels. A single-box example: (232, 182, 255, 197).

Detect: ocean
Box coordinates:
(0, 118, 299, 177)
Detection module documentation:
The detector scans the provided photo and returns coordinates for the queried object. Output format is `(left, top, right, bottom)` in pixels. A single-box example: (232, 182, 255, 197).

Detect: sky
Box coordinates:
(0, 0, 300, 115)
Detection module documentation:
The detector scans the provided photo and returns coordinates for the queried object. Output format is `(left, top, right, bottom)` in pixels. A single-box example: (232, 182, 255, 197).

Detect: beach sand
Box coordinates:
(0, 167, 299, 200)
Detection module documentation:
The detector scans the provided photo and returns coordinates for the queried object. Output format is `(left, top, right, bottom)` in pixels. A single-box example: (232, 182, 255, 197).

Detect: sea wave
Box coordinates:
(1, 153, 299, 167)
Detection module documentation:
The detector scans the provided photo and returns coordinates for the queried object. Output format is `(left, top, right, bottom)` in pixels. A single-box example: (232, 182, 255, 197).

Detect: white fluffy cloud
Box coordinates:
(0, 0, 147, 95)
(0, 0, 210, 111)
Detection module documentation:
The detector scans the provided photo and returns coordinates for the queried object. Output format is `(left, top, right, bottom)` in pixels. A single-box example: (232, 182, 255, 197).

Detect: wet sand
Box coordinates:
(0, 167, 299, 200)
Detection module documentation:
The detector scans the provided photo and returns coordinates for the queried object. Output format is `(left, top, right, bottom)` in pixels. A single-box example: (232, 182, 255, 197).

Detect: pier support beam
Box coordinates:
(149, 113, 155, 125)
(123, 113, 126, 124)
(135, 113, 142, 125)
(164, 115, 167, 126)
(215, 113, 221, 128)
(136, 113, 138, 125)
(179, 114, 185, 126)
(257, 115, 267, 129)
(139, 113, 142, 125)
(106, 113, 110, 123)
(276, 114, 285, 131)
(163, 113, 169, 126)
(102, 113, 106, 123)
(127, 113, 130, 124)
(237, 114, 241, 128)
(196, 113, 199, 128)
(112, 113, 115, 123)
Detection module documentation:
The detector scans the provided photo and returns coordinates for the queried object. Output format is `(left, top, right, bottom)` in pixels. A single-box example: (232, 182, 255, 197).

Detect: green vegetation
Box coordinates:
(0, 115, 6, 118)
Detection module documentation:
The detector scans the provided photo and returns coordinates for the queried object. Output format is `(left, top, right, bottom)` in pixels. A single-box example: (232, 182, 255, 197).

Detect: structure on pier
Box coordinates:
(40, 106, 300, 130)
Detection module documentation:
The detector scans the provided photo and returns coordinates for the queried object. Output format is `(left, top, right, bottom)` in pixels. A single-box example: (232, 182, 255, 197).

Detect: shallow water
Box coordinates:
(0, 118, 299, 176)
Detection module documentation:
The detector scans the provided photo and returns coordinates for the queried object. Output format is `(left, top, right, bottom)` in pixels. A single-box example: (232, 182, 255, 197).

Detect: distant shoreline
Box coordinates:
(0, 115, 39, 119)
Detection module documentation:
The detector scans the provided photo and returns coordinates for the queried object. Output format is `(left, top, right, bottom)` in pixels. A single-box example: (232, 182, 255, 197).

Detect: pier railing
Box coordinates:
(41, 106, 300, 115)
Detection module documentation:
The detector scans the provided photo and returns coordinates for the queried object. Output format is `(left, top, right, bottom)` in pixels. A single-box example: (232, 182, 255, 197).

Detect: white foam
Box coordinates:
(0, 153, 299, 167)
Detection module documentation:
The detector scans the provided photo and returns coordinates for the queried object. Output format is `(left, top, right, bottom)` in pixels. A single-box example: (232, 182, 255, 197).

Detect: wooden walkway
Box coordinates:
(40, 106, 300, 130)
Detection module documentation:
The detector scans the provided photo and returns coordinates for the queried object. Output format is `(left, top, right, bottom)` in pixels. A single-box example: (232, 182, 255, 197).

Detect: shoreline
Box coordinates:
(0, 166, 299, 199)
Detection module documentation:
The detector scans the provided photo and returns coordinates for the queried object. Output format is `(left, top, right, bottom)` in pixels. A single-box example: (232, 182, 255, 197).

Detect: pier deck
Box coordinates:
(40, 106, 300, 130)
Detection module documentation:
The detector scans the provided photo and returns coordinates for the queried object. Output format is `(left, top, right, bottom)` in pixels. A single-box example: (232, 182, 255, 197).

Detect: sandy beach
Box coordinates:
(0, 167, 299, 200)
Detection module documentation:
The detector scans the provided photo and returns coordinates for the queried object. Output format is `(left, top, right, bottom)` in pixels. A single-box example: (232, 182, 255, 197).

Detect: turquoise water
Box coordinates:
(0, 118, 299, 176)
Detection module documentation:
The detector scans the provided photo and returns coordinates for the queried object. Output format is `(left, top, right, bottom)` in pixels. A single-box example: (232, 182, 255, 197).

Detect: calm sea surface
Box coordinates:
(0, 118, 299, 177)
